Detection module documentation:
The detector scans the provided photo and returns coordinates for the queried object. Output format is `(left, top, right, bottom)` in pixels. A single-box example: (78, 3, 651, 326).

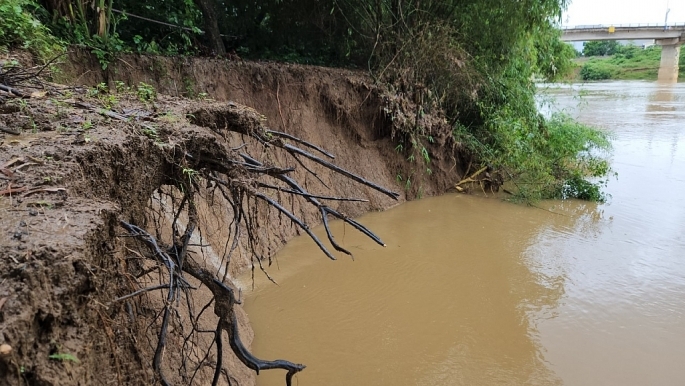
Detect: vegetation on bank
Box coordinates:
(0, 0, 63, 59)
(0, 0, 612, 202)
(576, 42, 685, 81)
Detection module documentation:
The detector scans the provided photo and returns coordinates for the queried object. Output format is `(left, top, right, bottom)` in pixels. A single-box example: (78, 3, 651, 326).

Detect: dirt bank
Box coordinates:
(0, 51, 464, 385)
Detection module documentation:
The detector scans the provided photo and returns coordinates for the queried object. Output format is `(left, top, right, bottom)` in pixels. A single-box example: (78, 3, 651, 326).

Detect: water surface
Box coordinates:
(241, 81, 685, 385)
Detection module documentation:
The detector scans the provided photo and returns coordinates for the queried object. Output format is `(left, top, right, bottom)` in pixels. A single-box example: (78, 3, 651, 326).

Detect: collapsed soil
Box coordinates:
(0, 52, 464, 385)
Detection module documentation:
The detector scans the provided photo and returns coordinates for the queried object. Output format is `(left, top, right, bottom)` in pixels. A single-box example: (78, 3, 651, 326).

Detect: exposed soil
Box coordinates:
(0, 50, 464, 385)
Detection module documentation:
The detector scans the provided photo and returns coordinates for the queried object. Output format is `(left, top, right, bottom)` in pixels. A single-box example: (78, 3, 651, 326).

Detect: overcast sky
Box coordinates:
(563, 0, 685, 26)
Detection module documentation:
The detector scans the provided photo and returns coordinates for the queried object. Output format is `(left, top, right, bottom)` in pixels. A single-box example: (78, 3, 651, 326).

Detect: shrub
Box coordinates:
(580, 63, 613, 80)
(0, 0, 63, 60)
(455, 108, 612, 202)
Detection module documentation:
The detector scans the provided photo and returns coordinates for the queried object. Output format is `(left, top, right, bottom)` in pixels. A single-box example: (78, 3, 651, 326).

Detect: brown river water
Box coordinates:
(239, 81, 685, 385)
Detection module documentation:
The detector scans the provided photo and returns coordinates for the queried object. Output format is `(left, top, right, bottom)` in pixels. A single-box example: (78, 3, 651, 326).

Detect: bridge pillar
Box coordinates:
(656, 38, 682, 83)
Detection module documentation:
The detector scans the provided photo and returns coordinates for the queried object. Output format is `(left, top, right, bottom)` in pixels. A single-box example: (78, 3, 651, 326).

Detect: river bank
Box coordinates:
(0, 49, 466, 385)
(569, 45, 685, 81)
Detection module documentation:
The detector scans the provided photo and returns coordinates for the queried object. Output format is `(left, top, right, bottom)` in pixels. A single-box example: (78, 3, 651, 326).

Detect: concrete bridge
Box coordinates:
(561, 24, 685, 82)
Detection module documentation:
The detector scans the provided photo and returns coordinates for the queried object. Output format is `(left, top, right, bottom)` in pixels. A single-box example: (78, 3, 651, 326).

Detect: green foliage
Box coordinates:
(579, 45, 661, 81)
(456, 108, 612, 201)
(313, 0, 607, 201)
(583, 40, 620, 56)
(579, 62, 614, 80)
(113, 0, 203, 55)
(31, 0, 203, 68)
(36, 1, 128, 69)
(0, 0, 63, 60)
(136, 82, 156, 102)
(446, 25, 612, 202)
(6, 0, 609, 202)
(533, 27, 578, 81)
(141, 125, 158, 140)
(49, 352, 80, 363)
(86, 82, 118, 108)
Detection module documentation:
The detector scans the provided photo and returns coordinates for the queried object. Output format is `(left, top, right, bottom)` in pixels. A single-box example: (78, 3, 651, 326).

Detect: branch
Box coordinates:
(266, 129, 336, 159)
(456, 165, 488, 186)
(182, 257, 306, 385)
(281, 143, 400, 200)
(0, 84, 26, 97)
(109, 284, 171, 304)
(257, 182, 369, 202)
(239, 153, 388, 255)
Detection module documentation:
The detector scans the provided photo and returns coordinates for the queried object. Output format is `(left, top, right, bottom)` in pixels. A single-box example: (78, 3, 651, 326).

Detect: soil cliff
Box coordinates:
(0, 51, 463, 385)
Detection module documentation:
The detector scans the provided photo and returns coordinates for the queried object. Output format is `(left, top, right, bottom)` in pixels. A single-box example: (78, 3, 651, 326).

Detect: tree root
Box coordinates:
(115, 104, 398, 384)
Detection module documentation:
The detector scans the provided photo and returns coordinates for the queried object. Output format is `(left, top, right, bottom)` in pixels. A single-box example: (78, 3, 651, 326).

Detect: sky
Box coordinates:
(563, 0, 685, 27)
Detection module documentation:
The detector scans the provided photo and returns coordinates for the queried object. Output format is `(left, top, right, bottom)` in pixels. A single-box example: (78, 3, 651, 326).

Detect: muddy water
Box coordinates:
(241, 81, 685, 385)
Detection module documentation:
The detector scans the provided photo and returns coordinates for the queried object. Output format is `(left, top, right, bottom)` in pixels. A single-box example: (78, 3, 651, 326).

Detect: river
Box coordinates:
(240, 81, 685, 385)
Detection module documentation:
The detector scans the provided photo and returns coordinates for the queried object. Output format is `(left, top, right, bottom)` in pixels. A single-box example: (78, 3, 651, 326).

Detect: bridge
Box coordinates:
(561, 24, 685, 82)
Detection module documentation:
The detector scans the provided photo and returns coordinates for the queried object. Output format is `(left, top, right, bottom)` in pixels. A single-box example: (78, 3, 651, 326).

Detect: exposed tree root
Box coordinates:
(116, 102, 398, 385)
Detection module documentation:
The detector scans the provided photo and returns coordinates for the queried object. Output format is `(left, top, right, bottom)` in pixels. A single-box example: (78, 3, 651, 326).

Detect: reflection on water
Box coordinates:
(647, 86, 676, 113)
(537, 81, 685, 385)
(243, 81, 685, 385)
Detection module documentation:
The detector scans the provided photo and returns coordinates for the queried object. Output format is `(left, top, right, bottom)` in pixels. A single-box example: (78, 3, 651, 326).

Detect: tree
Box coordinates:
(583, 40, 620, 56)
(193, 0, 225, 55)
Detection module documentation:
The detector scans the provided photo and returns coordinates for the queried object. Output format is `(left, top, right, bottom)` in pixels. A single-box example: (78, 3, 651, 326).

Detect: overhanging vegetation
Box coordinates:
(0, 0, 612, 202)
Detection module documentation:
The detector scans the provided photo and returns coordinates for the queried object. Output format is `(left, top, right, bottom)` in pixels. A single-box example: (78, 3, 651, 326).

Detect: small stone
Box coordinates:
(19, 221, 26, 227)
(0, 344, 11, 356)
(28, 209, 38, 216)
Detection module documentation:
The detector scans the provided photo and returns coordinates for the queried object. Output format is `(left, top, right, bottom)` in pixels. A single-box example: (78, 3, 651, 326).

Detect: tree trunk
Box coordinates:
(194, 0, 226, 55)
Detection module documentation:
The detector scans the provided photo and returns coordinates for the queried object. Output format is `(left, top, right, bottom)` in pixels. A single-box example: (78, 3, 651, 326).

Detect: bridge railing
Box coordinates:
(561, 22, 685, 30)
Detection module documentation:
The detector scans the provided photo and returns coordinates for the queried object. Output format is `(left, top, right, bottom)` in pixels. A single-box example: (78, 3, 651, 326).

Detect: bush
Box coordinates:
(580, 62, 613, 80)
(578, 45, 663, 81)
(0, 0, 63, 60)
(455, 107, 612, 202)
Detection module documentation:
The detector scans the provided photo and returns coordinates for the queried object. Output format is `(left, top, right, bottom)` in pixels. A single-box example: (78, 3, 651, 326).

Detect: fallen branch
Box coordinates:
(456, 165, 488, 186)
(0, 53, 65, 90)
(0, 168, 15, 178)
(0, 125, 21, 135)
(0, 186, 27, 196)
(0, 84, 27, 98)
(22, 187, 67, 196)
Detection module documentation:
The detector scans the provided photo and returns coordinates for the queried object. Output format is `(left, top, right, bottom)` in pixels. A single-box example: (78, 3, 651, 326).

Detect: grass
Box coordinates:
(49, 352, 79, 363)
(574, 45, 685, 81)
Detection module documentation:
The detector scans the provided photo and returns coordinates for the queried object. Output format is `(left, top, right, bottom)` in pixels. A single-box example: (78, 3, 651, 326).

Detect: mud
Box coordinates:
(1, 51, 464, 385)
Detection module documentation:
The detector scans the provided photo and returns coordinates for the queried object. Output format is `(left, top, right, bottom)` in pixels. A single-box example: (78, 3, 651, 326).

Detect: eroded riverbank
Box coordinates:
(0, 54, 463, 385)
